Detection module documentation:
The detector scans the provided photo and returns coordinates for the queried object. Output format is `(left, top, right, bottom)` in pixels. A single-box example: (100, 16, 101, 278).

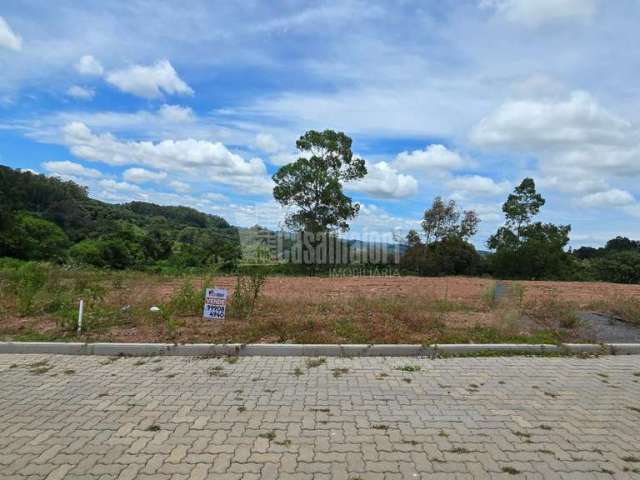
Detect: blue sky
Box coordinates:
(2, 0, 640, 248)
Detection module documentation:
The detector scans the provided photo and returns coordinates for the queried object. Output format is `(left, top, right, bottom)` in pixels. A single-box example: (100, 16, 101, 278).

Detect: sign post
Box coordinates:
(203, 288, 228, 320)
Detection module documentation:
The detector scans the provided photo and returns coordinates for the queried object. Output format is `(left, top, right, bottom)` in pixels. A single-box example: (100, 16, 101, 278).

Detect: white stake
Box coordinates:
(77, 299, 84, 336)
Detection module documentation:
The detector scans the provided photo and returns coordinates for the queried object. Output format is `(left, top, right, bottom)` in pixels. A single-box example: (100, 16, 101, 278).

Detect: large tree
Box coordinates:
(421, 197, 479, 244)
(488, 178, 571, 279)
(272, 130, 367, 234)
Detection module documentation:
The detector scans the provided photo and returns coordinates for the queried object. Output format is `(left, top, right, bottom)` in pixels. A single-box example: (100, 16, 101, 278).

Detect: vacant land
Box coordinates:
(2, 265, 640, 344)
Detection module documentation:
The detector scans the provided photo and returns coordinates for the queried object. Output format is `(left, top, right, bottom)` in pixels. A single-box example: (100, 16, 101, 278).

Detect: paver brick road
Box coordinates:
(1, 353, 640, 479)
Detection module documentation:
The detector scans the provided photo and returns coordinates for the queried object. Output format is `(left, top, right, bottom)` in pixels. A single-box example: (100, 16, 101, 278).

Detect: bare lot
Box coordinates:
(2, 269, 640, 344)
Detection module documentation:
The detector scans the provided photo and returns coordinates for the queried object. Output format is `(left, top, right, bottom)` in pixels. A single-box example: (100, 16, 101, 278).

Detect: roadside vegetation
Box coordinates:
(1, 259, 637, 344)
(1, 129, 640, 344)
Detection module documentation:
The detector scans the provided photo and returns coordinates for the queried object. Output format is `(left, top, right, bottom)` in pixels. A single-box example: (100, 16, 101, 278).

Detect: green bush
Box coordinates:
(13, 262, 50, 315)
(168, 279, 202, 316)
(70, 239, 134, 269)
(1, 213, 69, 261)
(591, 250, 640, 284)
(229, 266, 268, 320)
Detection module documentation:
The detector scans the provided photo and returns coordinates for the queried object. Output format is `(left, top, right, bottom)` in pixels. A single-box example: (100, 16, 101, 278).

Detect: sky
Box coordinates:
(1, 0, 640, 248)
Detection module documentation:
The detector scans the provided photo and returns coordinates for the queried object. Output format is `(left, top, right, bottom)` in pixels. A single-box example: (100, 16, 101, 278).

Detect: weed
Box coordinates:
(372, 424, 389, 430)
(237, 406, 246, 412)
(224, 356, 239, 364)
(438, 430, 449, 438)
(512, 431, 531, 438)
(292, 367, 304, 376)
(403, 440, 420, 445)
(168, 280, 202, 316)
(14, 262, 49, 315)
(228, 267, 267, 320)
(334, 318, 368, 343)
(622, 456, 640, 462)
(502, 466, 521, 475)
(133, 360, 146, 366)
(258, 431, 276, 441)
(146, 425, 161, 432)
(31, 366, 52, 375)
(395, 365, 421, 372)
(275, 439, 292, 446)
(403, 378, 412, 383)
(448, 447, 471, 454)
(306, 358, 326, 369)
(310, 408, 330, 413)
(544, 391, 558, 398)
(332, 367, 349, 378)
(208, 366, 228, 377)
(539, 424, 552, 430)
(482, 282, 498, 309)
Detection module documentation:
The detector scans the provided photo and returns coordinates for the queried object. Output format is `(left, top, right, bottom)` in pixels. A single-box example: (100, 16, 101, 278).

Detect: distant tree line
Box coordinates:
(3, 125, 640, 284)
(0, 165, 240, 270)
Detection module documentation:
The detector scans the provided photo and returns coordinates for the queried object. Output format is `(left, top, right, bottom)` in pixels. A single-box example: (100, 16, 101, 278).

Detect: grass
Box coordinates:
(395, 365, 421, 372)
(258, 431, 276, 441)
(305, 358, 326, 368)
(502, 466, 521, 475)
(1, 262, 633, 345)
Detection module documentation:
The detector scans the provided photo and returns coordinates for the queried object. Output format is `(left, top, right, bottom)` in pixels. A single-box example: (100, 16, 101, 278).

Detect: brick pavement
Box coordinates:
(1, 353, 640, 479)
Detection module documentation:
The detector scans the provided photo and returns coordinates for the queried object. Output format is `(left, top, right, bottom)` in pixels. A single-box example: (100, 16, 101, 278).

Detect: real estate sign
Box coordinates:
(203, 287, 227, 320)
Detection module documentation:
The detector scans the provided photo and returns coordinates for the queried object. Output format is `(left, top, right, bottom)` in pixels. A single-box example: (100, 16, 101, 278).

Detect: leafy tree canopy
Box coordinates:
(272, 130, 366, 234)
(421, 197, 479, 244)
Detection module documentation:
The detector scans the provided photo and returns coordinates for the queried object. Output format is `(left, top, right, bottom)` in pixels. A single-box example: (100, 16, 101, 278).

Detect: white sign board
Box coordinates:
(203, 287, 228, 320)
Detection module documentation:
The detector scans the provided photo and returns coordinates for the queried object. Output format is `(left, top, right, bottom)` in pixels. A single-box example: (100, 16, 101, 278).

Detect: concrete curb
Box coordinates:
(1, 342, 639, 356)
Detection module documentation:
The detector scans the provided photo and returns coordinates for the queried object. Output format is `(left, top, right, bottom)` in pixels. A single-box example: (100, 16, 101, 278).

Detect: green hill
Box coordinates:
(0, 165, 240, 269)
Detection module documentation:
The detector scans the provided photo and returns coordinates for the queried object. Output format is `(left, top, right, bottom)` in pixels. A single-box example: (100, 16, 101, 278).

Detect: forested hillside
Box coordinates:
(0, 165, 240, 269)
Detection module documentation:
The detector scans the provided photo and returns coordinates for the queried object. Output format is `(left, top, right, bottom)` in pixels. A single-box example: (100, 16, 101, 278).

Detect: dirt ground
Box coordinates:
(3, 274, 640, 344)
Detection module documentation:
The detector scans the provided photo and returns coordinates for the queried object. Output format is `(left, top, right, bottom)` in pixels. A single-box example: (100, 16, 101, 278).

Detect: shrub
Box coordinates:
(1, 213, 69, 261)
(169, 279, 202, 316)
(229, 266, 268, 320)
(13, 262, 50, 316)
(70, 239, 134, 269)
(591, 250, 640, 284)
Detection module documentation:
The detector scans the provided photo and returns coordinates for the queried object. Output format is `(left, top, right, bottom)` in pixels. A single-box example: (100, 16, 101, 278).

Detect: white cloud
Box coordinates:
(471, 91, 631, 150)
(255, 133, 280, 153)
(0, 16, 22, 51)
(122, 167, 167, 184)
(61, 122, 272, 193)
(446, 175, 511, 197)
(203, 192, 228, 203)
(349, 161, 417, 199)
(158, 104, 193, 122)
(351, 203, 418, 242)
(75, 55, 104, 76)
(42, 160, 102, 178)
(393, 144, 469, 174)
(169, 180, 190, 193)
(472, 90, 640, 186)
(480, 0, 596, 27)
(582, 189, 635, 208)
(66, 85, 95, 100)
(269, 152, 299, 166)
(106, 60, 193, 98)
